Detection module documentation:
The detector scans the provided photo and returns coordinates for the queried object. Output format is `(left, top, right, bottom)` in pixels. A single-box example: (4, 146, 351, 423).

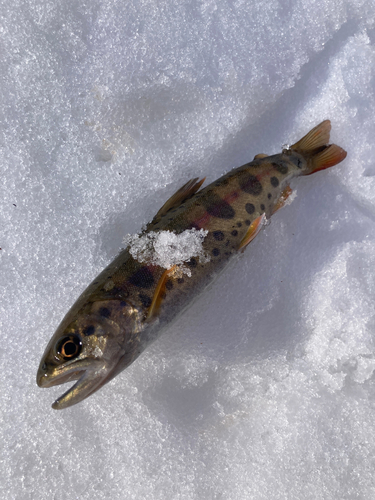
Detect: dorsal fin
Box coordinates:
(154, 177, 205, 220)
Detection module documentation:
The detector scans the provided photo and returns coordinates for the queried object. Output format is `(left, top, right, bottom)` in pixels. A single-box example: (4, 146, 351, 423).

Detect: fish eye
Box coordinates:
(55, 335, 82, 361)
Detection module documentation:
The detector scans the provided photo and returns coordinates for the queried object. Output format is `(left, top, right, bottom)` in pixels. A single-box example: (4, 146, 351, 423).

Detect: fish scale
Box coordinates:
(37, 120, 347, 409)
(142, 157, 299, 317)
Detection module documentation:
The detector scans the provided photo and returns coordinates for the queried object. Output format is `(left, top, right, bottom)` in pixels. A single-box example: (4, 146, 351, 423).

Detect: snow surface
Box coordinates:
(1, 0, 375, 499)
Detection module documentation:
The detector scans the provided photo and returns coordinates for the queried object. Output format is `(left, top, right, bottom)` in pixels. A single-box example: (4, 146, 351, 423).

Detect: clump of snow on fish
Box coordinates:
(124, 228, 210, 276)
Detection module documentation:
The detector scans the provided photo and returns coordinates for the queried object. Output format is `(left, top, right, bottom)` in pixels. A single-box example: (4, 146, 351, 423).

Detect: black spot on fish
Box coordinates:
(187, 257, 197, 267)
(129, 267, 155, 289)
(272, 162, 288, 175)
(268, 193, 272, 199)
(212, 248, 220, 256)
(120, 301, 127, 307)
(245, 219, 251, 226)
(260, 204, 265, 211)
(237, 222, 242, 228)
(83, 325, 95, 336)
(245, 203, 255, 215)
(231, 230, 238, 236)
(166, 280, 173, 290)
(270, 177, 279, 187)
(213, 231, 225, 241)
(99, 307, 111, 318)
(177, 278, 185, 284)
(205, 194, 235, 219)
(239, 174, 262, 195)
(139, 293, 152, 307)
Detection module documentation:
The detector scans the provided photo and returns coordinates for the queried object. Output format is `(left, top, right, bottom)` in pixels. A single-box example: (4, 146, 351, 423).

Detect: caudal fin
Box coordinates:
(290, 120, 347, 175)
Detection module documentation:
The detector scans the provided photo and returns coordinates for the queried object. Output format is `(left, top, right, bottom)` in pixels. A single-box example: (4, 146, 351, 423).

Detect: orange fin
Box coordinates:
(290, 120, 347, 175)
(290, 120, 331, 153)
(146, 265, 177, 320)
(154, 178, 205, 220)
(272, 186, 293, 215)
(239, 214, 266, 251)
(254, 153, 268, 159)
(305, 144, 347, 175)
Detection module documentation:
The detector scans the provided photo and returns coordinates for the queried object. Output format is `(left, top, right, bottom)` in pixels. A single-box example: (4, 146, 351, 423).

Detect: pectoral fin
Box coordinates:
(147, 265, 177, 320)
(239, 214, 266, 251)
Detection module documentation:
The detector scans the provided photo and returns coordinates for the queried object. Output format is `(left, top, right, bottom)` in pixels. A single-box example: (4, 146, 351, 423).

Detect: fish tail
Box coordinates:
(290, 120, 347, 175)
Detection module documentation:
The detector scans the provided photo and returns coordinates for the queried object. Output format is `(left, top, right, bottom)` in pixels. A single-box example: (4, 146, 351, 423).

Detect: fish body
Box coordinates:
(37, 120, 347, 409)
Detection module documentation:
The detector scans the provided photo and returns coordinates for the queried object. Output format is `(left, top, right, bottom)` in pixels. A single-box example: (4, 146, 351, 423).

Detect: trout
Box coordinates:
(37, 120, 346, 409)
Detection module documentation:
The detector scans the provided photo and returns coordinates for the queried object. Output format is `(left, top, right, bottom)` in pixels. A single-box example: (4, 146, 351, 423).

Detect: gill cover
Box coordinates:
(37, 300, 143, 409)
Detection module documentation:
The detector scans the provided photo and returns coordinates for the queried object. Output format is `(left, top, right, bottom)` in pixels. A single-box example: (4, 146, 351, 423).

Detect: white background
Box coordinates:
(1, 0, 375, 498)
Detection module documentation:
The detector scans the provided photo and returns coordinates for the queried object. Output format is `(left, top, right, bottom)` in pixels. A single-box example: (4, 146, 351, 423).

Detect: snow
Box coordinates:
(124, 228, 210, 274)
(1, 0, 375, 498)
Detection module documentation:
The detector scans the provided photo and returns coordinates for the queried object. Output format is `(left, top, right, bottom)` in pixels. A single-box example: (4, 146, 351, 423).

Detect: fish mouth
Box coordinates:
(37, 359, 113, 410)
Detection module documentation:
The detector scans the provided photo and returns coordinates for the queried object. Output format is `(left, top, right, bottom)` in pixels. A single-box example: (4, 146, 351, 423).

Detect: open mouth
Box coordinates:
(51, 369, 103, 410)
(37, 366, 85, 389)
(37, 359, 109, 410)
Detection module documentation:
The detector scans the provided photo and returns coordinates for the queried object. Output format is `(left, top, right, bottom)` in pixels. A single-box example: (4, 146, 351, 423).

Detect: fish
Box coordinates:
(37, 120, 347, 409)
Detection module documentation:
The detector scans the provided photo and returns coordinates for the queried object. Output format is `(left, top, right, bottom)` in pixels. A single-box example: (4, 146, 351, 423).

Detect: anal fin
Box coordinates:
(146, 265, 177, 320)
(239, 214, 266, 251)
(272, 186, 293, 215)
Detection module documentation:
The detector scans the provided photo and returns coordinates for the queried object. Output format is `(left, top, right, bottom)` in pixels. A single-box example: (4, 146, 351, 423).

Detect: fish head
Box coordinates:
(37, 299, 143, 409)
